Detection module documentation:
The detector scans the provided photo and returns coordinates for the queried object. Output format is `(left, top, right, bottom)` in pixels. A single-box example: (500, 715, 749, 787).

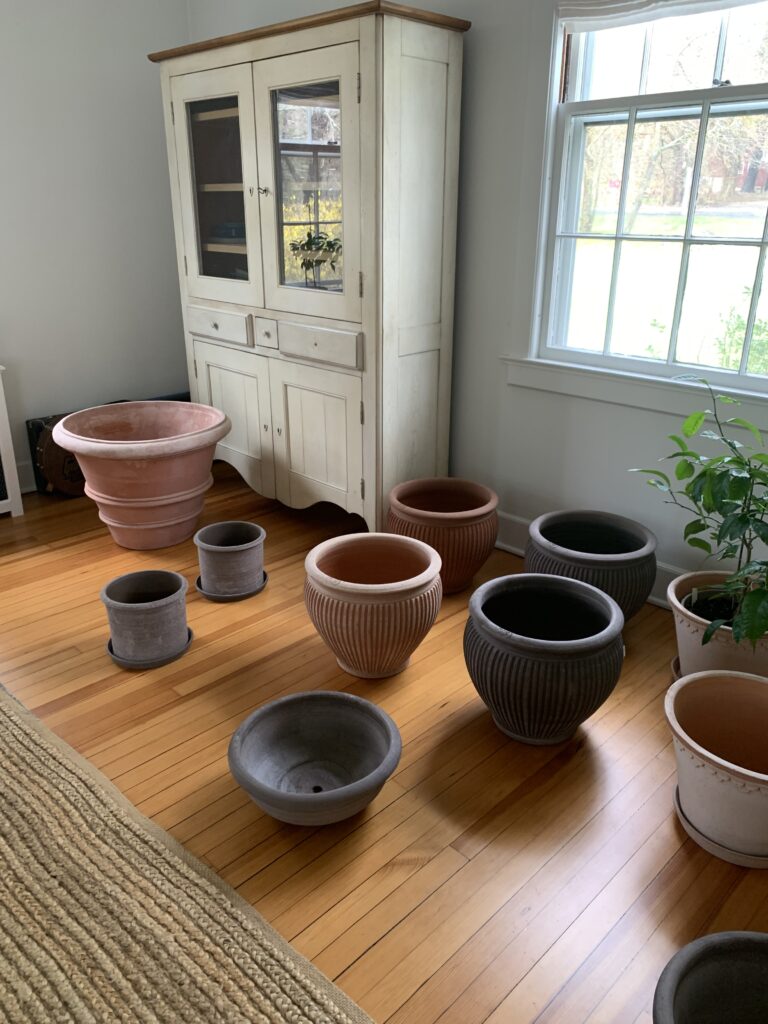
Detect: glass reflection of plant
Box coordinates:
(289, 228, 342, 289)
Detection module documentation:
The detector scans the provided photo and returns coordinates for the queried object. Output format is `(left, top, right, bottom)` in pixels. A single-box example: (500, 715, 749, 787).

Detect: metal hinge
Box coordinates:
(171, 101, 175, 125)
(357, 72, 361, 103)
(360, 401, 364, 425)
(359, 271, 363, 297)
(360, 478, 365, 500)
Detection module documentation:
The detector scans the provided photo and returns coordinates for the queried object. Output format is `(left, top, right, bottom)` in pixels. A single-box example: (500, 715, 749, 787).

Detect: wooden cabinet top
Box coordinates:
(147, 0, 471, 63)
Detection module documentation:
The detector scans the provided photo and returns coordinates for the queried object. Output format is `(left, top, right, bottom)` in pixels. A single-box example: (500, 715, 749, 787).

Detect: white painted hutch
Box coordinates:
(149, 1, 469, 529)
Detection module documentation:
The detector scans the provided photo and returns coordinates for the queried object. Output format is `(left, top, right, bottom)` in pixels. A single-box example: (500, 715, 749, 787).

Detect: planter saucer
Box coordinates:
(674, 787, 768, 869)
(195, 572, 268, 603)
(107, 628, 193, 671)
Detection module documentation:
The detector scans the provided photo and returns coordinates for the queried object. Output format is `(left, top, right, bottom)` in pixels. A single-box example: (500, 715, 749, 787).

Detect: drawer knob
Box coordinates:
(276, 426, 283, 436)
(212, 322, 219, 330)
(263, 330, 271, 339)
(263, 423, 268, 432)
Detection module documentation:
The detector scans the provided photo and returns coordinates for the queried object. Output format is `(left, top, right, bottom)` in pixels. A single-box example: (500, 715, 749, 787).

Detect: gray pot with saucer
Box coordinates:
(194, 521, 267, 601)
(101, 570, 191, 669)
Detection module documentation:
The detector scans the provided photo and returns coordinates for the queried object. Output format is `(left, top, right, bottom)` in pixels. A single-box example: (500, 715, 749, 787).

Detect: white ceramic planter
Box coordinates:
(665, 670, 768, 866)
(667, 572, 768, 676)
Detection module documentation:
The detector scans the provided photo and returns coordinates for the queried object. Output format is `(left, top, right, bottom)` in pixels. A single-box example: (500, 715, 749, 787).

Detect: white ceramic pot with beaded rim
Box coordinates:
(665, 670, 768, 867)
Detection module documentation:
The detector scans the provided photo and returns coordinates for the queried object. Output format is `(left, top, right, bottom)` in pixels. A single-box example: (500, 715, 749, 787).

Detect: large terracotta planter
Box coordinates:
(387, 477, 498, 594)
(101, 570, 190, 669)
(228, 691, 402, 825)
(304, 532, 442, 678)
(525, 509, 657, 620)
(666, 670, 768, 867)
(464, 573, 624, 744)
(668, 571, 768, 676)
(52, 401, 231, 549)
(653, 932, 768, 1023)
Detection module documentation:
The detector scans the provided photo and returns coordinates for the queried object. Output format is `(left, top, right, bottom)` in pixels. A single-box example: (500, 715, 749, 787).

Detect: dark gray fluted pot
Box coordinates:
(101, 570, 189, 666)
(525, 510, 657, 620)
(228, 691, 402, 826)
(653, 931, 768, 1023)
(464, 574, 624, 744)
(194, 521, 266, 598)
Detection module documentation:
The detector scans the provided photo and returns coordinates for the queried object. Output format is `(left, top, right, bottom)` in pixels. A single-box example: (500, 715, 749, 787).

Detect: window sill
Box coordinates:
(501, 356, 768, 427)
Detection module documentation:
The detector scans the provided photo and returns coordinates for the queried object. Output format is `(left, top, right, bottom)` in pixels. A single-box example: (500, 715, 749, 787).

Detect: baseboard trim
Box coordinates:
(496, 509, 682, 609)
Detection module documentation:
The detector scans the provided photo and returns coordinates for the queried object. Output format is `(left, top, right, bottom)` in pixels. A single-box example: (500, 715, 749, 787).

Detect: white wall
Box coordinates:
(0, 0, 190, 491)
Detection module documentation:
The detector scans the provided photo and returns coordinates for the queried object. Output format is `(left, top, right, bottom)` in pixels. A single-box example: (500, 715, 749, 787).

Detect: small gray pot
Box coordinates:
(194, 521, 266, 599)
(525, 509, 657, 620)
(101, 570, 189, 667)
(464, 573, 624, 744)
(653, 931, 768, 1023)
(228, 691, 402, 826)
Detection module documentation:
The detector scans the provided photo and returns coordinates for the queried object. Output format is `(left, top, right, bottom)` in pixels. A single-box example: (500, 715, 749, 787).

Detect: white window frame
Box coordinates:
(533, 4, 768, 400)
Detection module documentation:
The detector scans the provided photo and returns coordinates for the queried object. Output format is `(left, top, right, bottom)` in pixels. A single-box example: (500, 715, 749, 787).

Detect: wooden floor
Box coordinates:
(2, 464, 767, 1023)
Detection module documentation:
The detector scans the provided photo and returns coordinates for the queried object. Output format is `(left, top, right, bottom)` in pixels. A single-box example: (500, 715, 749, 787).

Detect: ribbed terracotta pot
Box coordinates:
(52, 401, 231, 550)
(525, 509, 657, 620)
(101, 570, 190, 668)
(228, 691, 402, 826)
(194, 521, 266, 600)
(666, 670, 768, 867)
(464, 573, 624, 744)
(653, 932, 768, 1023)
(387, 477, 499, 594)
(304, 532, 442, 678)
(668, 571, 768, 676)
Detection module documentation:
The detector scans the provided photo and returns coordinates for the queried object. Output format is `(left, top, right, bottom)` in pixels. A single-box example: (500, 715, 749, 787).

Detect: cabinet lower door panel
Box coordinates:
(269, 361, 362, 515)
(193, 340, 275, 498)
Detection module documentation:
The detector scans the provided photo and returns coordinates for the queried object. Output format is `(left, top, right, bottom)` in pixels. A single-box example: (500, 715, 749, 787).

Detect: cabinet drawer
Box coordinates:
(187, 306, 252, 346)
(253, 317, 278, 349)
(277, 321, 361, 369)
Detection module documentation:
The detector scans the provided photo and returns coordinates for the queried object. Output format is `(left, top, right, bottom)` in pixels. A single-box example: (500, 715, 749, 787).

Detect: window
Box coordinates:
(542, 2, 768, 389)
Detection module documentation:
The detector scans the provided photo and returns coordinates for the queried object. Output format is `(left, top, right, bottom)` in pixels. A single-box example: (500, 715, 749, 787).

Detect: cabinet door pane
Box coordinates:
(273, 81, 343, 292)
(188, 96, 248, 282)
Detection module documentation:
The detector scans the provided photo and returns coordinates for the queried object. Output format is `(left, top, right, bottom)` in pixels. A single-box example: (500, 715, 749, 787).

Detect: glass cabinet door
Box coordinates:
(253, 44, 361, 322)
(172, 66, 263, 306)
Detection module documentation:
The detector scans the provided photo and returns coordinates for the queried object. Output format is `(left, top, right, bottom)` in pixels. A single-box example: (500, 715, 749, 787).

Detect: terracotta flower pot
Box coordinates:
(228, 691, 402, 825)
(464, 573, 624, 744)
(387, 477, 499, 594)
(304, 532, 442, 678)
(194, 521, 266, 600)
(668, 571, 768, 676)
(525, 509, 657, 620)
(653, 932, 768, 1023)
(101, 570, 190, 669)
(52, 401, 231, 550)
(666, 670, 768, 866)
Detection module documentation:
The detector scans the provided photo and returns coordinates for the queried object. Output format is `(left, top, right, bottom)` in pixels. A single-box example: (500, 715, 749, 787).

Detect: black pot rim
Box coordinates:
(228, 691, 402, 807)
(194, 520, 266, 553)
(469, 573, 624, 653)
(653, 931, 768, 1020)
(529, 509, 657, 565)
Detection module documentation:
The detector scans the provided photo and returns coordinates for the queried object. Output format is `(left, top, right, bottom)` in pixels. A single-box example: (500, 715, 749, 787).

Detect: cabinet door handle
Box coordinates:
(258, 186, 271, 196)
(263, 330, 271, 339)
(276, 426, 283, 436)
(211, 322, 219, 330)
(263, 423, 268, 432)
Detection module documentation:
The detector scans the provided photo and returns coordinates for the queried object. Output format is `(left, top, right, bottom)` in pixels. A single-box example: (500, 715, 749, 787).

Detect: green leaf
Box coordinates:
(734, 588, 768, 646)
(687, 537, 713, 554)
(630, 468, 672, 487)
(702, 618, 729, 644)
(675, 459, 695, 480)
(684, 520, 707, 539)
(716, 395, 739, 404)
(752, 520, 768, 545)
(700, 429, 722, 441)
(668, 434, 690, 452)
(752, 453, 768, 465)
(682, 411, 706, 438)
(727, 417, 763, 447)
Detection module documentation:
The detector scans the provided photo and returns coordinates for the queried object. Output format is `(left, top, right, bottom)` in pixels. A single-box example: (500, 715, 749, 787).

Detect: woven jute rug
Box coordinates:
(0, 688, 373, 1024)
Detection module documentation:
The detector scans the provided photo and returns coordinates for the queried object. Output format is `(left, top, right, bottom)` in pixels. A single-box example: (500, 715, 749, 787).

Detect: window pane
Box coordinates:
(676, 244, 759, 368)
(610, 241, 681, 358)
(746, 270, 768, 376)
(581, 24, 645, 101)
(645, 12, 721, 95)
(722, 3, 768, 87)
(559, 238, 614, 351)
(272, 80, 343, 292)
(692, 108, 768, 239)
(568, 120, 627, 234)
(623, 113, 699, 235)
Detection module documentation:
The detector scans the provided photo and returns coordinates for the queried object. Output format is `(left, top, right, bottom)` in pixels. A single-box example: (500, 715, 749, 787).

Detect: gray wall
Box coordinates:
(0, 0, 190, 490)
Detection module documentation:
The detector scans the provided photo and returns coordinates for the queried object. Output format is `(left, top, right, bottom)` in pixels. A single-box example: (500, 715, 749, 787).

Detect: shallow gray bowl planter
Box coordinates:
(464, 573, 624, 744)
(228, 691, 402, 826)
(194, 521, 266, 600)
(525, 509, 657, 620)
(653, 931, 768, 1023)
(101, 570, 189, 669)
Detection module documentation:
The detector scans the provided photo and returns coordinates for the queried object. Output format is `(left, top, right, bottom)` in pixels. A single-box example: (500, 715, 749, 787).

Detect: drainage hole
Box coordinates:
(312, 785, 323, 793)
